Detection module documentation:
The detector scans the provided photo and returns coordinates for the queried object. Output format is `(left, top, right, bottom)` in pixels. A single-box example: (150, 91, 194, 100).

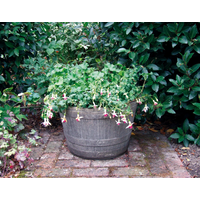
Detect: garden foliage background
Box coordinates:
(0, 22, 200, 175)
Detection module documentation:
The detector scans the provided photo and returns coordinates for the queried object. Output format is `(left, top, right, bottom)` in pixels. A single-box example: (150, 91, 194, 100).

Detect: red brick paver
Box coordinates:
(25, 130, 191, 178)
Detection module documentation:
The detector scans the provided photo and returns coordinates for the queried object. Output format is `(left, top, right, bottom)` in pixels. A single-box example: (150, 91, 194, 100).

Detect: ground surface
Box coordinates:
(16, 129, 191, 178)
(12, 108, 199, 178)
(169, 141, 200, 178)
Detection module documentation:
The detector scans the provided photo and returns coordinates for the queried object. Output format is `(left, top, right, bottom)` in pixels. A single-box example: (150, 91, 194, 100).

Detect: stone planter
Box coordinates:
(60, 101, 137, 160)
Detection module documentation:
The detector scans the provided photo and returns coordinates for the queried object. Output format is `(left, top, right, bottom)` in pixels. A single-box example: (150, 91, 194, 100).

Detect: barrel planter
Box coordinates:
(60, 101, 137, 160)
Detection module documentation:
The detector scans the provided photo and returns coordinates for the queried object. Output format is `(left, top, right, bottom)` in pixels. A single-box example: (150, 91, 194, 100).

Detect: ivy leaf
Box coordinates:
(16, 114, 28, 121)
(47, 48, 54, 55)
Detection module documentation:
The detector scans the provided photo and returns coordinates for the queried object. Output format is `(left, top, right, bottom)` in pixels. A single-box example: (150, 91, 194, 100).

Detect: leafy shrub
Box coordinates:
(169, 118, 200, 146)
(0, 22, 49, 92)
(98, 22, 200, 146)
(41, 61, 160, 129)
(0, 87, 40, 177)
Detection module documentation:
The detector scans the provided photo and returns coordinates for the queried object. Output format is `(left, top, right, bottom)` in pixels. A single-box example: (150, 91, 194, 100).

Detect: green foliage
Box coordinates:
(169, 118, 200, 147)
(98, 22, 200, 146)
(2, 22, 200, 147)
(42, 61, 160, 126)
(0, 88, 40, 176)
(0, 22, 49, 92)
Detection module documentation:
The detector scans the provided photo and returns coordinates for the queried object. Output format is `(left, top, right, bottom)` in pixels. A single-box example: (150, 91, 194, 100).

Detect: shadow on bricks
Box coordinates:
(26, 130, 191, 178)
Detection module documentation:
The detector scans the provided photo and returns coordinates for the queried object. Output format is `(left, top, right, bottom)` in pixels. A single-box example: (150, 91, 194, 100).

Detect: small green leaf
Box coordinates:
(167, 86, 178, 93)
(194, 137, 200, 145)
(169, 79, 178, 86)
(191, 63, 200, 73)
(183, 118, 189, 132)
(32, 93, 40, 99)
(104, 22, 114, 27)
(190, 24, 198, 39)
(189, 124, 198, 133)
(132, 41, 140, 48)
(179, 35, 188, 44)
(129, 52, 136, 61)
(5, 41, 14, 48)
(183, 138, 189, 147)
(193, 44, 200, 54)
(147, 64, 160, 71)
(167, 23, 177, 33)
(16, 114, 28, 121)
(194, 109, 200, 116)
(155, 108, 165, 118)
(116, 48, 129, 53)
(178, 135, 185, 143)
(157, 35, 170, 42)
(126, 28, 132, 35)
(172, 41, 178, 48)
(47, 48, 54, 55)
(144, 42, 150, 49)
(189, 91, 197, 100)
(121, 40, 126, 46)
(19, 37, 25, 42)
(170, 133, 180, 139)
(193, 103, 200, 108)
(0, 75, 5, 82)
(167, 108, 176, 114)
(14, 48, 19, 56)
(192, 86, 200, 92)
(152, 83, 159, 92)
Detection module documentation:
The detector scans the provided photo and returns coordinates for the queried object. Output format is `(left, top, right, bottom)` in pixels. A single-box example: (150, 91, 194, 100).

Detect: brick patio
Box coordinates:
(27, 130, 191, 178)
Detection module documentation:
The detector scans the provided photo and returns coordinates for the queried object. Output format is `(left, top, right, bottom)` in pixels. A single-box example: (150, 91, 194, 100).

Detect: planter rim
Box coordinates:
(61, 101, 137, 120)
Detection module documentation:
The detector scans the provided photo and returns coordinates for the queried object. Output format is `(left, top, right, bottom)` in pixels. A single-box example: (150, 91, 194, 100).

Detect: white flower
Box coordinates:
(126, 121, 134, 129)
(42, 118, 51, 127)
(76, 113, 83, 122)
(107, 89, 111, 97)
(47, 110, 53, 119)
(63, 93, 67, 100)
(112, 110, 118, 118)
(100, 88, 103, 95)
(136, 99, 142, 105)
(18, 93, 24, 97)
(93, 102, 97, 109)
(121, 117, 127, 124)
(51, 94, 57, 100)
(124, 93, 128, 98)
(61, 115, 67, 123)
(48, 105, 53, 111)
(115, 118, 121, 125)
(142, 104, 149, 113)
(120, 112, 125, 118)
(103, 108, 108, 117)
(153, 100, 158, 105)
